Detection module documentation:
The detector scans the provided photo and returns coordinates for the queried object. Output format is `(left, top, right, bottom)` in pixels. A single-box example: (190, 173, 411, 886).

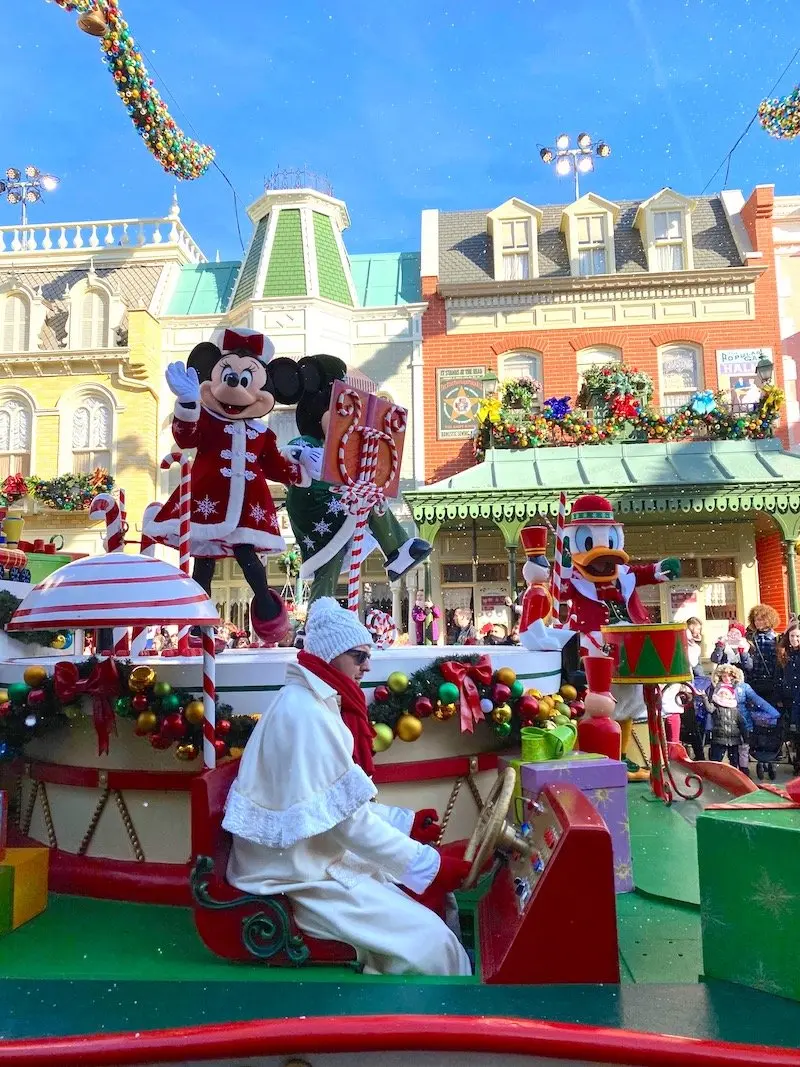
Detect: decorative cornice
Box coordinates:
(0, 350, 134, 377)
(439, 265, 765, 302)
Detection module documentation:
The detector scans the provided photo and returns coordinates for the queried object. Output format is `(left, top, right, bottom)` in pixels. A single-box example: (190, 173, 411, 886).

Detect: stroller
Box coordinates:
(750, 711, 789, 781)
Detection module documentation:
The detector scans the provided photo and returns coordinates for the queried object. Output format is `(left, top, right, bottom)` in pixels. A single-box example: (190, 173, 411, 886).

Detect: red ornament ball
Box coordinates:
(27, 688, 46, 706)
(414, 696, 434, 718)
(215, 719, 231, 736)
(162, 712, 186, 740)
(517, 695, 539, 724)
(149, 733, 172, 750)
(492, 682, 511, 704)
(374, 685, 390, 703)
(132, 692, 150, 712)
(0, 701, 10, 718)
(213, 738, 228, 758)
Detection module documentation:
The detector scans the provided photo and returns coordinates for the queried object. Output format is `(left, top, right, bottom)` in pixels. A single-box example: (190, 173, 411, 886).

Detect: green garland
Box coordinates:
(0, 591, 66, 648)
(0, 469, 114, 510)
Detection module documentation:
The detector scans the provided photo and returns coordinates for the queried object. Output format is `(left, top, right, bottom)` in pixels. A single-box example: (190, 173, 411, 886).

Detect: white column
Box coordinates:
(391, 579, 403, 629)
(410, 314, 426, 486)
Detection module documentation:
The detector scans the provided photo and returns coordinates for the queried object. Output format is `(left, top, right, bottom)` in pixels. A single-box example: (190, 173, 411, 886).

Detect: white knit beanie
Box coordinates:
(303, 597, 373, 663)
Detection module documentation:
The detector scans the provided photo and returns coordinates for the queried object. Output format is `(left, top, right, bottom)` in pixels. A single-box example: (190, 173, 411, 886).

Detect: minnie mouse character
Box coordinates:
(145, 327, 322, 645)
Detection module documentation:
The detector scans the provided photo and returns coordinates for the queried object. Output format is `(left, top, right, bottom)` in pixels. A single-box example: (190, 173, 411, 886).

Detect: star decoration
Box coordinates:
(751, 870, 795, 919)
(619, 816, 630, 837)
(249, 503, 267, 525)
(591, 788, 612, 808)
(313, 519, 332, 536)
(327, 497, 346, 515)
(269, 513, 280, 532)
(614, 860, 633, 884)
(700, 903, 730, 936)
(744, 959, 784, 997)
(303, 536, 315, 550)
(195, 496, 218, 518)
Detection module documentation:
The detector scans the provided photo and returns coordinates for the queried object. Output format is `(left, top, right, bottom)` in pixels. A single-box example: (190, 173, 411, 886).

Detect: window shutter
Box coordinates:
(2, 295, 29, 352)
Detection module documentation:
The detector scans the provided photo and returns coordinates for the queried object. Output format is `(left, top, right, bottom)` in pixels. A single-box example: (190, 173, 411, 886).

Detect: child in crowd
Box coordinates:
(685, 616, 704, 671)
(711, 663, 779, 776)
(746, 604, 781, 704)
(778, 621, 800, 734)
(710, 621, 753, 671)
(707, 684, 749, 768)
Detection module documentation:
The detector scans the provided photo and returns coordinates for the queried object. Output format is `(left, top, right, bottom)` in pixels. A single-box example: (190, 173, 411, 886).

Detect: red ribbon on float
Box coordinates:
(439, 655, 492, 734)
(53, 658, 120, 756)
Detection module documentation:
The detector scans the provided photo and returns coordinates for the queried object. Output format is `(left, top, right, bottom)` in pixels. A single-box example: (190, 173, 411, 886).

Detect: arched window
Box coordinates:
(499, 351, 542, 411)
(0, 394, 32, 477)
(81, 288, 109, 349)
(2, 293, 31, 353)
(659, 344, 703, 413)
(72, 393, 112, 474)
(575, 345, 623, 384)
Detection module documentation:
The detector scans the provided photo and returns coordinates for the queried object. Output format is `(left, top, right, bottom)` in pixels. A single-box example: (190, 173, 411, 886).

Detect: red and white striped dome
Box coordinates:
(9, 553, 220, 631)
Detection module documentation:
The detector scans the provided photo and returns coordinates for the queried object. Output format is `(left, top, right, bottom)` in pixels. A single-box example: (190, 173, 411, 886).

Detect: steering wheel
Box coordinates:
(462, 767, 518, 888)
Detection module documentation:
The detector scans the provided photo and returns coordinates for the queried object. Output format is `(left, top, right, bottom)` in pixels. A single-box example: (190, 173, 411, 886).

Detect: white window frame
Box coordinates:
(634, 189, 695, 273)
(67, 273, 125, 351)
(560, 194, 619, 279)
(500, 219, 531, 281)
(652, 210, 685, 272)
(81, 288, 110, 350)
(487, 199, 542, 282)
(2, 292, 31, 353)
(0, 389, 35, 478)
(499, 351, 543, 411)
(576, 215, 608, 276)
(57, 384, 120, 476)
(575, 345, 623, 391)
(658, 343, 704, 413)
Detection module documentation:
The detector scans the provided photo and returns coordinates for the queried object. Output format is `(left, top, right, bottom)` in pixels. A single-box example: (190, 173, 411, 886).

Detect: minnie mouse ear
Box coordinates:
(267, 357, 305, 405)
(187, 342, 222, 383)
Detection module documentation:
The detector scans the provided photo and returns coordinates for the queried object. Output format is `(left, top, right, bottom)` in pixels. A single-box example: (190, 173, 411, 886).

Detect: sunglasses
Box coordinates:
(345, 649, 371, 666)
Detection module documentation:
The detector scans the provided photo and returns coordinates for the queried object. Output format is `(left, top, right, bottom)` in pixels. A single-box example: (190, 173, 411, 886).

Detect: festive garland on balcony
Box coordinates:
(46, 0, 215, 180)
(0, 656, 240, 763)
(0, 469, 114, 510)
(474, 367, 784, 458)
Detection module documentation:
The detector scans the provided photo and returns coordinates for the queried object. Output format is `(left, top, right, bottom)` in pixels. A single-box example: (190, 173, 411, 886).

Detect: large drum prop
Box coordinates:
(602, 622, 700, 805)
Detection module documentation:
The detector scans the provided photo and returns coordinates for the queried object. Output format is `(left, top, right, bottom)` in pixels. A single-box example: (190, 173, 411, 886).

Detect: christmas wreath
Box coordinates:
(0, 469, 114, 510)
(367, 654, 582, 752)
(0, 656, 243, 764)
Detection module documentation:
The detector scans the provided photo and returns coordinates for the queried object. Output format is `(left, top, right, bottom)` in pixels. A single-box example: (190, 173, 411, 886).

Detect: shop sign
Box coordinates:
(437, 366, 486, 439)
(670, 586, 699, 615)
(716, 347, 771, 409)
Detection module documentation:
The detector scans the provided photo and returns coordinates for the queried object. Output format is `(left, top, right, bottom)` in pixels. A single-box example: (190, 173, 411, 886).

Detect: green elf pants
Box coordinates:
(308, 506, 409, 602)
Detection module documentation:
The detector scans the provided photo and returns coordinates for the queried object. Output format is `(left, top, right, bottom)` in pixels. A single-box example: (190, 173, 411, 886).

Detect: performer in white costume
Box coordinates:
(223, 597, 472, 976)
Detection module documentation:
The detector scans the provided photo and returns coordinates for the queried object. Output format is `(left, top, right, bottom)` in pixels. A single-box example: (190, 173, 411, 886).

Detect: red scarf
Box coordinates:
(298, 650, 376, 776)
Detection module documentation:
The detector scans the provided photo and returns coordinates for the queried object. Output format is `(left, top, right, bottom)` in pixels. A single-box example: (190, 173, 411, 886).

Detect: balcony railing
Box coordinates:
(0, 216, 206, 264)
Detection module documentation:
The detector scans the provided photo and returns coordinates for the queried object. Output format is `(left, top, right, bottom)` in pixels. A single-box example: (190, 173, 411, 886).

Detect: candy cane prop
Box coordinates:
(202, 626, 217, 768)
(118, 487, 127, 534)
(335, 391, 406, 612)
(89, 493, 130, 656)
(550, 492, 568, 628)
(161, 449, 192, 654)
(365, 609, 398, 649)
(130, 502, 160, 658)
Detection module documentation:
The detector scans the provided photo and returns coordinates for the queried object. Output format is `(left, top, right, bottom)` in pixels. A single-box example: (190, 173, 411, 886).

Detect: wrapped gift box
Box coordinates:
(697, 789, 800, 1002)
(0, 847, 49, 932)
(0, 789, 7, 860)
(502, 753, 633, 893)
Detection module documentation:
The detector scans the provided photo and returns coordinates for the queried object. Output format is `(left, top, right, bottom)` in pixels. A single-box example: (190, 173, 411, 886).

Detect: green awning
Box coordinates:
(405, 440, 800, 538)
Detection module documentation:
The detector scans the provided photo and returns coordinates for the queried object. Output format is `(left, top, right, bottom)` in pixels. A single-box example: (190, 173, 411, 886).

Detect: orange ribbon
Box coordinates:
(440, 655, 492, 734)
(54, 657, 120, 756)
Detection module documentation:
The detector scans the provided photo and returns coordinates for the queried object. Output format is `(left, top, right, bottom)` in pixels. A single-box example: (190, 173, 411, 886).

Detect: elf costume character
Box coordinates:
(223, 597, 471, 976)
(284, 355, 431, 605)
(563, 493, 681, 780)
(412, 592, 441, 645)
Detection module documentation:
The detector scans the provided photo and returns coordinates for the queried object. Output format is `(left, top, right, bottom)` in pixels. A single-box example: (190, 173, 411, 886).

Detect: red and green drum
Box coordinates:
(601, 623, 691, 686)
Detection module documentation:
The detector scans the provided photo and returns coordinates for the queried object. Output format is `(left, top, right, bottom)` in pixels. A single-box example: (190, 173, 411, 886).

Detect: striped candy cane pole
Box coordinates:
(130, 502, 161, 658)
(89, 493, 130, 656)
(345, 432, 381, 612)
(550, 491, 568, 628)
(118, 487, 127, 534)
(161, 450, 193, 654)
(202, 626, 217, 769)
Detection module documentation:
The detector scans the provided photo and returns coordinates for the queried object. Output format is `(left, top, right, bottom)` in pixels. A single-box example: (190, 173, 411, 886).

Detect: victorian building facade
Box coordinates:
(411, 183, 800, 649)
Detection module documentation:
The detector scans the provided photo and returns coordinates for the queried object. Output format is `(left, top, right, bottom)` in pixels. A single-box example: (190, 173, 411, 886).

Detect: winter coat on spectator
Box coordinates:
(710, 640, 753, 672)
(780, 645, 800, 728)
(745, 629, 780, 702)
(710, 664, 779, 730)
(709, 693, 749, 747)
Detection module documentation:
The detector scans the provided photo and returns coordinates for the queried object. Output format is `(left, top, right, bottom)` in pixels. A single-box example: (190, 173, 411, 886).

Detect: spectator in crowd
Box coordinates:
(711, 662, 779, 777)
(778, 621, 800, 734)
(745, 605, 781, 704)
(707, 683, 748, 768)
(685, 616, 704, 671)
(710, 620, 753, 671)
(450, 608, 477, 645)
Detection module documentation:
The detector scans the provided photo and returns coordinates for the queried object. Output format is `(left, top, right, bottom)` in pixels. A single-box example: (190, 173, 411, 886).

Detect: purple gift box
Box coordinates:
(503, 754, 633, 893)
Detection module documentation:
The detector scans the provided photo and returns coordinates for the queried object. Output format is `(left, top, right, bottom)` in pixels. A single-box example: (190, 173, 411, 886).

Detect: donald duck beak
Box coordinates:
(572, 546, 630, 584)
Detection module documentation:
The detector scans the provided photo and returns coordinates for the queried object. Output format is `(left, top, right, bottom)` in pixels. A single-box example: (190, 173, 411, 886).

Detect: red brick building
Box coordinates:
(408, 184, 800, 646)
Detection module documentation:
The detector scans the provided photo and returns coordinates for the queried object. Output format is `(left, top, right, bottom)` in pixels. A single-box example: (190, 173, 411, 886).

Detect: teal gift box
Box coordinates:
(697, 789, 800, 1001)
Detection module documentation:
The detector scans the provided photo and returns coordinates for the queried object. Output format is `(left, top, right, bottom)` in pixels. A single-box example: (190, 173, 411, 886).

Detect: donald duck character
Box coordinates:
(563, 493, 681, 779)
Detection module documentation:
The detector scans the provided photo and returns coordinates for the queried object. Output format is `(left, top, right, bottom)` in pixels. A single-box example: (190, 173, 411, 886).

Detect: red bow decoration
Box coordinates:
(439, 655, 493, 734)
(53, 658, 120, 756)
(222, 329, 263, 357)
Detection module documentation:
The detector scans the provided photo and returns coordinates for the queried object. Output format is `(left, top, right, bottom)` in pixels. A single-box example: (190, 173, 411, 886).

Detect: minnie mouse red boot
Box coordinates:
(250, 591, 290, 647)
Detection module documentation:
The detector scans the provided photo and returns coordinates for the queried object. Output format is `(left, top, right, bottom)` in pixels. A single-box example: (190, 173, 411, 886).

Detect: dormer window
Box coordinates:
(81, 288, 110, 348)
(653, 210, 685, 271)
(500, 219, 531, 280)
(2, 292, 30, 353)
(487, 199, 543, 283)
(577, 215, 607, 276)
(634, 189, 695, 274)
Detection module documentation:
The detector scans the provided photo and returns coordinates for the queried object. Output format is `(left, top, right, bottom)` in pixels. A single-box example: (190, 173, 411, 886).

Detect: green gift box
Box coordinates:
(697, 789, 800, 1001)
(0, 864, 13, 937)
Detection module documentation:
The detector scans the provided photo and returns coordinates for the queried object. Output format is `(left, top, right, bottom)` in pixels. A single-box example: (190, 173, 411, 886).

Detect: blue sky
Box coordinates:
(4, 0, 800, 260)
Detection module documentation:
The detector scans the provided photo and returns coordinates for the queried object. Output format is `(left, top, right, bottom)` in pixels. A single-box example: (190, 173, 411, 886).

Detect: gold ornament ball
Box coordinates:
(23, 665, 48, 688)
(495, 667, 517, 687)
(560, 684, 578, 702)
(387, 671, 409, 694)
(184, 700, 205, 726)
(128, 665, 156, 693)
(492, 702, 512, 724)
(135, 710, 158, 735)
(229, 746, 244, 760)
(372, 722, 394, 753)
(0, 689, 7, 705)
(51, 635, 67, 650)
(395, 714, 423, 742)
(175, 743, 199, 762)
(434, 701, 458, 721)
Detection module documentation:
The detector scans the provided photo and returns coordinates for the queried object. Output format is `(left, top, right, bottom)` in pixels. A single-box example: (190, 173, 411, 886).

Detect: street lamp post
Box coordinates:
(0, 166, 60, 228)
(539, 133, 611, 199)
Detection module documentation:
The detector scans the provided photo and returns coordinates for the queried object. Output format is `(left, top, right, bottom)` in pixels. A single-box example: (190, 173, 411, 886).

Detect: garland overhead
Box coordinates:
(759, 85, 800, 139)
(47, 0, 215, 179)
